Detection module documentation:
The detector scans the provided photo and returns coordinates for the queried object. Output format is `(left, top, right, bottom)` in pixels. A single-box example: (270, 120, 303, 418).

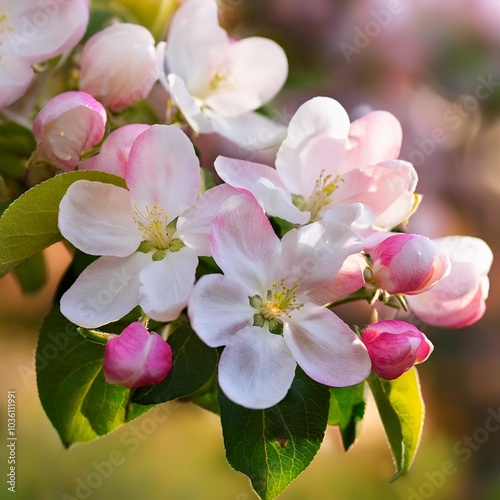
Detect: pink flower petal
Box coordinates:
(210, 194, 280, 294)
(60, 252, 151, 328)
(218, 326, 297, 409)
(126, 125, 201, 220)
(79, 124, 151, 177)
(59, 180, 140, 257)
(139, 246, 198, 322)
(284, 305, 371, 387)
(0, 56, 34, 107)
(342, 110, 403, 172)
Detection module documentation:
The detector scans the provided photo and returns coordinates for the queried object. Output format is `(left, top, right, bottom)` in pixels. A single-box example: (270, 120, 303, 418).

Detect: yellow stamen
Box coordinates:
(133, 204, 172, 250)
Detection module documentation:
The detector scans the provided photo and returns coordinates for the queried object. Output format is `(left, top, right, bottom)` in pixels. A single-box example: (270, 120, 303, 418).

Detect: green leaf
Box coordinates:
(36, 305, 152, 447)
(368, 369, 424, 481)
(328, 382, 367, 450)
(132, 322, 218, 405)
(0, 122, 36, 179)
(0, 170, 126, 279)
(219, 368, 330, 500)
(12, 251, 48, 295)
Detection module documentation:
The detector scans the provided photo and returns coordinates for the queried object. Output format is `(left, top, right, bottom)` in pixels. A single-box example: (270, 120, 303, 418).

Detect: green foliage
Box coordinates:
(328, 382, 367, 450)
(36, 306, 152, 448)
(132, 322, 218, 405)
(368, 369, 424, 481)
(219, 368, 330, 500)
(12, 252, 47, 295)
(0, 170, 125, 279)
(0, 122, 35, 180)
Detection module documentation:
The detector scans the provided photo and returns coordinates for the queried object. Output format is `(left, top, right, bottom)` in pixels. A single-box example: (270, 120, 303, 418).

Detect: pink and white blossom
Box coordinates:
(370, 233, 450, 295)
(161, 0, 288, 149)
(362, 320, 433, 380)
(104, 322, 172, 388)
(33, 91, 106, 171)
(0, 0, 89, 107)
(79, 124, 151, 177)
(407, 236, 493, 328)
(215, 97, 418, 229)
(59, 124, 237, 328)
(79, 23, 161, 110)
(188, 194, 371, 409)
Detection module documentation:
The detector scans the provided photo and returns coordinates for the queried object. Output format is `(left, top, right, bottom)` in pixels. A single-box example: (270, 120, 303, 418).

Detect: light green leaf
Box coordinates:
(368, 369, 424, 481)
(36, 305, 152, 448)
(0, 170, 126, 279)
(219, 368, 330, 500)
(132, 322, 218, 405)
(328, 382, 367, 450)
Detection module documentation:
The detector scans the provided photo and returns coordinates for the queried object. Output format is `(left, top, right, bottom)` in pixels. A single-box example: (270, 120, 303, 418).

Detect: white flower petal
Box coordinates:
(276, 97, 350, 196)
(188, 274, 255, 348)
(0, 56, 34, 107)
(126, 124, 201, 220)
(219, 326, 297, 409)
(284, 305, 371, 387)
(60, 252, 151, 328)
(59, 180, 140, 256)
(139, 246, 198, 322)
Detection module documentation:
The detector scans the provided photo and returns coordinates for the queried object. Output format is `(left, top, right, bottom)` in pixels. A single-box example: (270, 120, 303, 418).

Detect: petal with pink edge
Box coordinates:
(60, 252, 151, 328)
(59, 180, 141, 257)
(210, 194, 280, 295)
(342, 110, 403, 172)
(126, 125, 201, 219)
(284, 305, 371, 387)
(139, 246, 198, 322)
(188, 274, 255, 348)
(276, 97, 350, 196)
(218, 326, 297, 409)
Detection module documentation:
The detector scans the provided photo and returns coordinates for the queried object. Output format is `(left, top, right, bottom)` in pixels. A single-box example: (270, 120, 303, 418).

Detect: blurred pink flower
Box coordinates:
(0, 0, 89, 107)
(104, 322, 172, 388)
(33, 91, 106, 171)
(362, 320, 433, 380)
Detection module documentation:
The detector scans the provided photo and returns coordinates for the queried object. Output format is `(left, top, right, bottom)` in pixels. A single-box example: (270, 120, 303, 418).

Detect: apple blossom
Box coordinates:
(362, 320, 433, 380)
(0, 0, 89, 107)
(78, 123, 151, 177)
(215, 97, 418, 228)
(33, 91, 107, 171)
(369, 233, 450, 295)
(161, 0, 288, 148)
(407, 236, 493, 328)
(79, 23, 161, 110)
(59, 124, 237, 328)
(104, 322, 172, 388)
(188, 194, 371, 409)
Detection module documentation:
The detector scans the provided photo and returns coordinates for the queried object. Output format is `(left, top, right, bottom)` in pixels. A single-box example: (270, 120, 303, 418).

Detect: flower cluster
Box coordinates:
(0, 0, 494, 494)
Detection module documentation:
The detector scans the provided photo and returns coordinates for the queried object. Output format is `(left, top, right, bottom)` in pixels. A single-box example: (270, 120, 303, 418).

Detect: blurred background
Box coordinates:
(1, 0, 500, 499)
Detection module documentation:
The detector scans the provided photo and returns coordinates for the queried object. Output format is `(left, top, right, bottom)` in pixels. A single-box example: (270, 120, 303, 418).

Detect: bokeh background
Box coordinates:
(1, 0, 500, 499)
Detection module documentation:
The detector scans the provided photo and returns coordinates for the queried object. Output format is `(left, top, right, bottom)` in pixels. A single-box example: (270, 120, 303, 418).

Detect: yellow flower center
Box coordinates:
(133, 204, 172, 250)
(0, 8, 13, 37)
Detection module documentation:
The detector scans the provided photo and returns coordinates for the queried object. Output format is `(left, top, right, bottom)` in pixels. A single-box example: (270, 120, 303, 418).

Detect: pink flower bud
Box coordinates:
(33, 91, 106, 171)
(103, 322, 172, 388)
(370, 233, 450, 295)
(406, 236, 493, 328)
(79, 23, 159, 110)
(362, 320, 433, 380)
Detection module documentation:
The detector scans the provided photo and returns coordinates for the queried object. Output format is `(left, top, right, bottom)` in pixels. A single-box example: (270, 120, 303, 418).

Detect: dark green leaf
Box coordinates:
(368, 369, 424, 481)
(132, 322, 218, 405)
(328, 382, 367, 450)
(12, 251, 47, 295)
(0, 122, 35, 179)
(36, 305, 152, 447)
(219, 368, 330, 500)
(0, 170, 126, 279)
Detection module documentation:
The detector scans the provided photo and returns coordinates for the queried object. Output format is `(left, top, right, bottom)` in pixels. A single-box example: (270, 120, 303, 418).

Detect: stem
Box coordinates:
(324, 288, 370, 308)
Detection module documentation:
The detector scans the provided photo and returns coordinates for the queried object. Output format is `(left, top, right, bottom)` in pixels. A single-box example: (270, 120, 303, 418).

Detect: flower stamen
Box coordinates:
(133, 204, 172, 250)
